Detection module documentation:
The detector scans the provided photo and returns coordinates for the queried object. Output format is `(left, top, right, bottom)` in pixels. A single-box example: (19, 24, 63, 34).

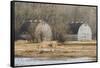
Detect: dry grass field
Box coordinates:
(15, 40, 97, 58)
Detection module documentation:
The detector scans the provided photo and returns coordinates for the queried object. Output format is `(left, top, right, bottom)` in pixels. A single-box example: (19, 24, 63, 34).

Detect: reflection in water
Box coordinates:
(15, 57, 96, 66)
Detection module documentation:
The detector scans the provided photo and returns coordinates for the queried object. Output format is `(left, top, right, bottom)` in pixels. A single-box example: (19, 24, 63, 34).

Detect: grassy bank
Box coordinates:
(15, 40, 96, 58)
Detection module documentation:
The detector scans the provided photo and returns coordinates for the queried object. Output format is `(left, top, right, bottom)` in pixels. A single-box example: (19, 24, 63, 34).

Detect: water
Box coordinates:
(15, 57, 95, 66)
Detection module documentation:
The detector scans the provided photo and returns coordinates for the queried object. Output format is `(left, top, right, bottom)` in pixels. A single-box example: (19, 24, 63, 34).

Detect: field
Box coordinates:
(15, 40, 97, 59)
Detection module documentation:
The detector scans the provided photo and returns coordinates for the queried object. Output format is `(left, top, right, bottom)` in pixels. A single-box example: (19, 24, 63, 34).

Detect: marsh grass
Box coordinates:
(15, 40, 96, 58)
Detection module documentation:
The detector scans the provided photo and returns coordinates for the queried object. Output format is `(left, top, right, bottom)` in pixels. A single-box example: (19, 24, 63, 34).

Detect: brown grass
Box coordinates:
(15, 40, 97, 58)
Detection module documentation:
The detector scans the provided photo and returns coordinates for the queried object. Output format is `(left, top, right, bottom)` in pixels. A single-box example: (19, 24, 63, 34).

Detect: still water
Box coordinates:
(15, 57, 96, 66)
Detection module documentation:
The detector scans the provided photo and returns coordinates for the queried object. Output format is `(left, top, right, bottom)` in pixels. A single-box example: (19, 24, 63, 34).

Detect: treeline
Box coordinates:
(15, 2, 97, 42)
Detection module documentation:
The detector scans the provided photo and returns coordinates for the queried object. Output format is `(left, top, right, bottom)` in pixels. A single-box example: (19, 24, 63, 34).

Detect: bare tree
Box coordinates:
(35, 20, 52, 42)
